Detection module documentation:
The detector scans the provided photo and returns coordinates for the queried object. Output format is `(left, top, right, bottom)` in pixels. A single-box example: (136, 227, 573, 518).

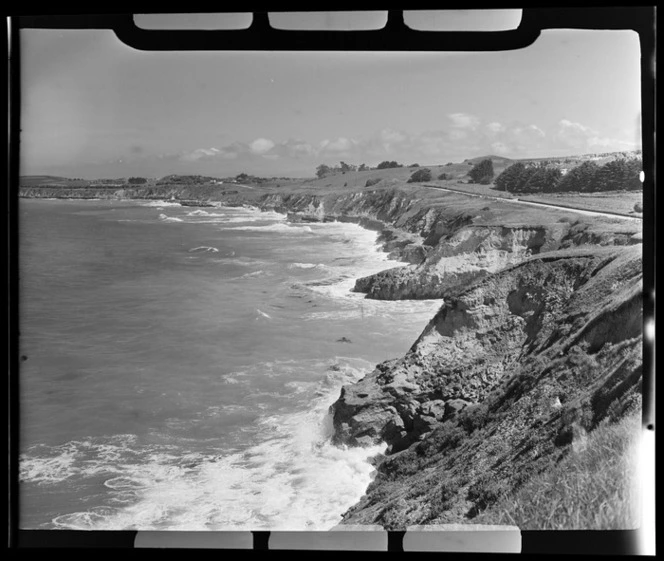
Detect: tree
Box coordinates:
(358, 163, 368, 172)
(494, 162, 529, 192)
(595, 158, 642, 191)
(316, 164, 331, 178)
(128, 177, 147, 184)
(557, 161, 599, 192)
(468, 159, 494, 183)
(438, 173, 448, 180)
(407, 168, 432, 183)
(376, 160, 402, 169)
(522, 165, 562, 193)
(340, 161, 357, 173)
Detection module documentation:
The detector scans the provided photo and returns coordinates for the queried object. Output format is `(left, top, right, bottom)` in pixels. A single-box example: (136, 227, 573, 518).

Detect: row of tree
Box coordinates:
(494, 158, 642, 194)
(316, 160, 408, 178)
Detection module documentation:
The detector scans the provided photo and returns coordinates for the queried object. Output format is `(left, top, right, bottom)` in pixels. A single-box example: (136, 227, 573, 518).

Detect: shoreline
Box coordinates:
(19, 189, 645, 530)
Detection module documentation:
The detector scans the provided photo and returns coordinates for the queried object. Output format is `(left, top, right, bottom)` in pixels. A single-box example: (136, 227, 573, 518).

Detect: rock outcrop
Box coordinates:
(329, 244, 643, 527)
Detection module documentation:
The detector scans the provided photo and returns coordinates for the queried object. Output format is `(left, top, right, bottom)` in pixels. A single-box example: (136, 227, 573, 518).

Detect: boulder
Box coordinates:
(445, 399, 472, 420)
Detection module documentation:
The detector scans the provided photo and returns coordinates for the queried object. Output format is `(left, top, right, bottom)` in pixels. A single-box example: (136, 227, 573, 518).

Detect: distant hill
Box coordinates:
(518, 150, 641, 167)
(20, 175, 75, 186)
(463, 155, 515, 165)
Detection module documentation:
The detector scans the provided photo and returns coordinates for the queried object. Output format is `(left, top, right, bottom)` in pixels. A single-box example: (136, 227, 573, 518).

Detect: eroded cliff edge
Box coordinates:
(330, 244, 643, 527)
(22, 183, 644, 527)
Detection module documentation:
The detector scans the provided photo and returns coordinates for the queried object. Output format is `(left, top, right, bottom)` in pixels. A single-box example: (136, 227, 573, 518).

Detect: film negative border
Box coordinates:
(15, 527, 646, 553)
(7, 7, 655, 554)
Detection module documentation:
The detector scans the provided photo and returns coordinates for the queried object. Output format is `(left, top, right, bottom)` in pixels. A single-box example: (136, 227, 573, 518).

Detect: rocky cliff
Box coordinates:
(22, 182, 644, 528)
(255, 187, 641, 301)
(329, 244, 643, 528)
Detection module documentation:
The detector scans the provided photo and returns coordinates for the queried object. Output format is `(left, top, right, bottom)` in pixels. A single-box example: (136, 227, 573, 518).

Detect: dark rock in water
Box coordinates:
(337, 337, 352, 343)
(179, 200, 215, 207)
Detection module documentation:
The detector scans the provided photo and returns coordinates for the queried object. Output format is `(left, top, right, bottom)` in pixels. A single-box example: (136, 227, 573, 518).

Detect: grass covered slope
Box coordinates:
(332, 244, 643, 529)
(472, 411, 642, 529)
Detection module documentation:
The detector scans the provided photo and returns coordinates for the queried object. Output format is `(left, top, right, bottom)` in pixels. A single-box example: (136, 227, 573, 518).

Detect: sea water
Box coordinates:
(18, 198, 440, 530)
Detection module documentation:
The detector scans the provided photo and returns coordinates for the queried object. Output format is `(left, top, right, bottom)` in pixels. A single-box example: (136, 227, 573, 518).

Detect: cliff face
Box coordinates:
(329, 244, 643, 528)
(22, 183, 644, 528)
(256, 188, 640, 301)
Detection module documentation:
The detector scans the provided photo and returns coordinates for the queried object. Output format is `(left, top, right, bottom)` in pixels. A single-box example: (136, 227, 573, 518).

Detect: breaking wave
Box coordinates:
(22, 360, 385, 531)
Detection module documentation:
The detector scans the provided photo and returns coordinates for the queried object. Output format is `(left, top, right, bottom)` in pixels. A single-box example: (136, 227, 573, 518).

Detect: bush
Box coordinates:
(478, 175, 492, 185)
(410, 163, 420, 168)
(633, 202, 643, 213)
(467, 474, 506, 515)
(438, 173, 448, 180)
(365, 177, 382, 187)
(468, 159, 494, 183)
(376, 160, 403, 169)
(407, 168, 432, 183)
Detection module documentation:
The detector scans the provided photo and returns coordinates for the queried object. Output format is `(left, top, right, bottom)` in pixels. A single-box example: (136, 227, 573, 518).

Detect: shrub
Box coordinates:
(438, 173, 448, 180)
(380, 498, 411, 530)
(467, 474, 506, 515)
(376, 160, 403, 169)
(365, 177, 382, 187)
(468, 159, 495, 183)
(407, 168, 432, 183)
(410, 163, 420, 168)
(633, 202, 643, 213)
(427, 480, 458, 519)
(479, 175, 492, 185)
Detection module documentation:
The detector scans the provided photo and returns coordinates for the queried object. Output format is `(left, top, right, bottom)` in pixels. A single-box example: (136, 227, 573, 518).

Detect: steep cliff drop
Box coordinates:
(330, 244, 643, 529)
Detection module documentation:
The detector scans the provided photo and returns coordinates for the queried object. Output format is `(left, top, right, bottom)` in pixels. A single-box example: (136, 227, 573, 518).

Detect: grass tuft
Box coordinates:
(472, 413, 642, 529)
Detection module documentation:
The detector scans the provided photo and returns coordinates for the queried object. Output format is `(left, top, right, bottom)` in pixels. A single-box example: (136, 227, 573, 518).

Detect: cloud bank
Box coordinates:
(109, 113, 640, 177)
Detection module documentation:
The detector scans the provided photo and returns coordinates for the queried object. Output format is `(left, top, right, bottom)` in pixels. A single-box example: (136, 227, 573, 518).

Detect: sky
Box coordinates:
(19, 19, 642, 179)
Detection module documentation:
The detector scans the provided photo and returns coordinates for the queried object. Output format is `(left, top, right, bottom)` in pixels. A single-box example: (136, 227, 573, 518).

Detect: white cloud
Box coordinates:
(491, 142, 510, 154)
(448, 112, 480, 129)
(552, 119, 633, 152)
(179, 147, 221, 162)
(282, 139, 315, 158)
(249, 138, 276, 155)
(486, 122, 504, 133)
(326, 137, 355, 152)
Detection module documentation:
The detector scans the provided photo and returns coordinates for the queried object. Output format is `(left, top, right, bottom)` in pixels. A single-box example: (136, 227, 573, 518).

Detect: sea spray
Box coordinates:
(19, 199, 434, 530)
(27, 360, 386, 530)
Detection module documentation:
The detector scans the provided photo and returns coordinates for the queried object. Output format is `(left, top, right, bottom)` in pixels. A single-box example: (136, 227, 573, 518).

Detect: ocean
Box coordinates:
(18, 198, 439, 530)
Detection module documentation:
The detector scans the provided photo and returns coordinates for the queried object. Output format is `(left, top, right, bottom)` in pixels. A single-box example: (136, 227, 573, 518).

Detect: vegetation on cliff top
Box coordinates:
(495, 158, 642, 194)
(333, 246, 643, 530)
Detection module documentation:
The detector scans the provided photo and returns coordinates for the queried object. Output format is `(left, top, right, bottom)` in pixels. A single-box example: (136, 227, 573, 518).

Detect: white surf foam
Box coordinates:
(240, 270, 267, 279)
(288, 262, 326, 270)
(188, 246, 219, 253)
(37, 360, 384, 531)
(226, 223, 313, 234)
(158, 213, 183, 223)
(141, 200, 182, 207)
